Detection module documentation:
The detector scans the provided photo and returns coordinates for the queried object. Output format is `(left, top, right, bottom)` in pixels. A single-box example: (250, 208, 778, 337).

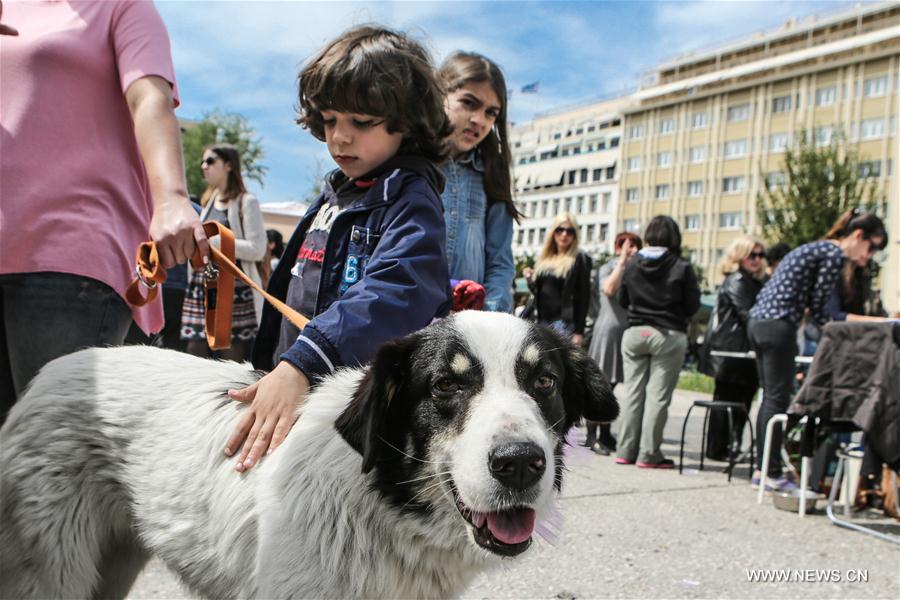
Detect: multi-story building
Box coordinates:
(510, 96, 631, 258)
(620, 1, 899, 309)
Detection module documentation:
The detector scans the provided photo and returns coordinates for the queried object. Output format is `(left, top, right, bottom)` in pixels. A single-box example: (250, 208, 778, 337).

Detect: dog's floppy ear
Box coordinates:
(335, 334, 418, 473)
(562, 345, 619, 428)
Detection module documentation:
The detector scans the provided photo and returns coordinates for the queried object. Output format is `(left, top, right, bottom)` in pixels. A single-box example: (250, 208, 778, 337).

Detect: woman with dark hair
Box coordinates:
(181, 143, 267, 361)
(699, 235, 767, 461)
(438, 52, 517, 312)
(585, 231, 642, 455)
(748, 209, 889, 489)
(523, 213, 592, 345)
(616, 216, 701, 468)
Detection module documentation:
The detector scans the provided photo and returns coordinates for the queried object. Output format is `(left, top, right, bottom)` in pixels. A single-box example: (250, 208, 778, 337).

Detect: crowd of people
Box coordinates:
(0, 3, 894, 498)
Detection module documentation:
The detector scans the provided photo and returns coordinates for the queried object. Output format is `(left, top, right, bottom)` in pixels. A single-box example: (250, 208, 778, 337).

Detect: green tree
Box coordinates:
(181, 110, 267, 199)
(756, 129, 883, 247)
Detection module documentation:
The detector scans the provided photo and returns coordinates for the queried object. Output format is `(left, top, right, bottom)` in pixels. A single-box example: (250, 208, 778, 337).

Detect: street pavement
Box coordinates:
(128, 387, 900, 599)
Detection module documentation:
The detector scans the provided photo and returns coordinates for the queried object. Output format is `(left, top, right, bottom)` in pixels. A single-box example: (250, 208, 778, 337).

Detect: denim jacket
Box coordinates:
(440, 151, 514, 313)
(252, 160, 452, 381)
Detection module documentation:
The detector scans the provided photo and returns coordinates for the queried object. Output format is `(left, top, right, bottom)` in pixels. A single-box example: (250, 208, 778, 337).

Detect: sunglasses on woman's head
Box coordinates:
(200, 156, 219, 167)
(748, 252, 765, 259)
(555, 227, 576, 236)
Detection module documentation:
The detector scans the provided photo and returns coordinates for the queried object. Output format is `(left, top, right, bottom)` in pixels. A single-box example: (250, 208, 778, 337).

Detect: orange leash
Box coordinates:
(126, 222, 309, 350)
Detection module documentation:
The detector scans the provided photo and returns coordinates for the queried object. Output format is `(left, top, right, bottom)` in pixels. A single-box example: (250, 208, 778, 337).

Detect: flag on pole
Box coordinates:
(520, 81, 540, 94)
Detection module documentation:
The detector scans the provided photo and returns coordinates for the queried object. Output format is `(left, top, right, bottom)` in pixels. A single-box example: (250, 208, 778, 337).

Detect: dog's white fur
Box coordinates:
(0, 312, 615, 599)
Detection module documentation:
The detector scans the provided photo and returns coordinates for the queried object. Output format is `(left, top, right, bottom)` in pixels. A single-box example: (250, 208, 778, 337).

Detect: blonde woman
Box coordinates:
(181, 143, 267, 361)
(523, 213, 592, 346)
(699, 235, 766, 461)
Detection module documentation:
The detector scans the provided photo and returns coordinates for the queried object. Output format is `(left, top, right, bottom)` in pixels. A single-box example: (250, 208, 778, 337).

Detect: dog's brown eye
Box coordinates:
(535, 375, 556, 391)
(433, 378, 460, 395)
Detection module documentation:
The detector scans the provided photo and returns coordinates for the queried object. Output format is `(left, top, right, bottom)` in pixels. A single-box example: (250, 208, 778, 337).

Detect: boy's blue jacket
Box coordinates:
(252, 156, 453, 382)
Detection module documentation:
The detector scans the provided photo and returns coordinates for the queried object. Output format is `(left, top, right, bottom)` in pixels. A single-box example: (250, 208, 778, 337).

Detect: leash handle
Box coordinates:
(126, 222, 309, 350)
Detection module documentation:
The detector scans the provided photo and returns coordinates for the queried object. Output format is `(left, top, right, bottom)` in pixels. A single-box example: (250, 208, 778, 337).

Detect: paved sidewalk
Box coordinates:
(129, 388, 900, 599)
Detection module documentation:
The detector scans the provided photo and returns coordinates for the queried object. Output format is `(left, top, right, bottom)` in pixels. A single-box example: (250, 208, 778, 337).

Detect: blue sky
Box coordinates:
(157, 0, 858, 203)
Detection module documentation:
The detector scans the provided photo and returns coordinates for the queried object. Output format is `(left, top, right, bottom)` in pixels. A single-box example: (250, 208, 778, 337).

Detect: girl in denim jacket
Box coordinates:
(438, 53, 519, 313)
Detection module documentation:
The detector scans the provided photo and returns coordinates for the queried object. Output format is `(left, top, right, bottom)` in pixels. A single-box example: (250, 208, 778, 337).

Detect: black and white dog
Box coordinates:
(0, 311, 617, 599)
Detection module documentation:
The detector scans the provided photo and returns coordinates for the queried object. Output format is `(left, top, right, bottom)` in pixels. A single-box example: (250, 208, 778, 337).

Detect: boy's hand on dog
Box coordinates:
(225, 361, 310, 472)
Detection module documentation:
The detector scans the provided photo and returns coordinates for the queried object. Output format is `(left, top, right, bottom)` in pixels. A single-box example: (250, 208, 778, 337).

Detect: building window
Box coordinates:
(684, 214, 700, 231)
(623, 219, 639, 233)
(580, 169, 588, 184)
(527, 229, 535, 245)
(814, 126, 833, 147)
(593, 168, 603, 182)
(722, 176, 745, 194)
(689, 146, 706, 163)
(657, 151, 673, 168)
(589, 194, 598, 213)
(863, 75, 888, 98)
(610, 137, 620, 148)
(691, 112, 708, 129)
(687, 181, 703, 197)
(815, 86, 837, 106)
(860, 118, 885, 140)
(573, 146, 582, 155)
(771, 95, 791, 113)
(726, 103, 750, 122)
(658, 118, 675, 134)
(587, 224, 595, 242)
(516, 229, 524, 245)
(599, 223, 609, 242)
(859, 161, 881, 178)
(769, 133, 789, 153)
(655, 184, 670, 200)
(628, 124, 644, 139)
(766, 171, 787, 189)
(552, 198, 560, 214)
(541, 200, 549, 217)
(627, 156, 641, 172)
(575, 127, 583, 135)
(567, 170, 577, 185)
(723, 139, 748, 158)
(719, 212, 742, 229)
(602, 192, 611, 212)
(625, 188, 640, 203)
(597, 139, 607, 150)
(606, 165, 616, 179)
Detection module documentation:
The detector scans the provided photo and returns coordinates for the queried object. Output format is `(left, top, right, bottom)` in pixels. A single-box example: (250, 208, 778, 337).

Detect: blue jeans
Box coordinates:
(0, 272, 132, 422)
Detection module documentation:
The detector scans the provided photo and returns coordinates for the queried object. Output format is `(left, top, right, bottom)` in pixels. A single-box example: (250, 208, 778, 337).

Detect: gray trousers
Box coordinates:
(617, 325, 687, 463)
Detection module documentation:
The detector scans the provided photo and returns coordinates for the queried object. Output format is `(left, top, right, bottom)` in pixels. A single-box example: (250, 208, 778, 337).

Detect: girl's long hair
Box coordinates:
(438, 52, 519, 221)
(200, 143, 247, 206)
(536, 213, 580, 278)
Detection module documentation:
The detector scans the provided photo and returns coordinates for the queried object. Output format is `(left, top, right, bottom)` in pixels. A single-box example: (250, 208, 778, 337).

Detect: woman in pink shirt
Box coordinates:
(0, 0, 207, 422)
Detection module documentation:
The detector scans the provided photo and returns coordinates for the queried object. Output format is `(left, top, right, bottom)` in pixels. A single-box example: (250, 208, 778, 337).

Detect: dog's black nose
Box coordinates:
(488, 442, 546, 490)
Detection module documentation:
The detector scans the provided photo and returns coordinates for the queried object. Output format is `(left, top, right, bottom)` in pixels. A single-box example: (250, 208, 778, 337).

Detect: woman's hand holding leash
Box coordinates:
(225, 361, 310, 472)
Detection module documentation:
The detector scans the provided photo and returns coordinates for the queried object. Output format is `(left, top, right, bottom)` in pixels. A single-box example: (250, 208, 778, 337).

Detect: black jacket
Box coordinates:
(529, 252, 592, 335)
(617, 250, 700, 332)
(699, 269, 763, 383)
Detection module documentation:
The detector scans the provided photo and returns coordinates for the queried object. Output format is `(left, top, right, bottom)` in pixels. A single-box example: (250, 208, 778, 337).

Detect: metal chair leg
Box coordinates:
(699, 407, 710, 473)
(826, 455, 900, 545)
(725, 407, 735, 483)
(678, 404, 696, 475)
(758, 414, 788, 504)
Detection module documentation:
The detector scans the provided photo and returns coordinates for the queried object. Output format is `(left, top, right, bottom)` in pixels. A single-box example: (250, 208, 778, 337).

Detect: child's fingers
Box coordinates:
(228, 381, 259, 403)
(269, 413, 298, 453)
(233, 416, 263, 471)
(242, 415, 278, 471)
(224, 409, 255, 457)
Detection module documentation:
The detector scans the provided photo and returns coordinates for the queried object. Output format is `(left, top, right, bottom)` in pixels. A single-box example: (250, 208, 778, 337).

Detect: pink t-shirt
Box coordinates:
(0, 0, 180, 334)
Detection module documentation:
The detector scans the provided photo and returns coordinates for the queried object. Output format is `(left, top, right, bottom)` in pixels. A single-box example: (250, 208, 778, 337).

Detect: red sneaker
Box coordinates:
(636, 459, 676, 469)
(614, 457, 634, 465)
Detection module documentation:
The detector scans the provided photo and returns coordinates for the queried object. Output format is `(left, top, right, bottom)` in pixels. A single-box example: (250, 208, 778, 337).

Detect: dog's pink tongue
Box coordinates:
(485, 508, 536, 545)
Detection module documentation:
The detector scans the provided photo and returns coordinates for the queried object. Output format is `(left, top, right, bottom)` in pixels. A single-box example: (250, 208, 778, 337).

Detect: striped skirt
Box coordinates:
(180, 270, 258, 342)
